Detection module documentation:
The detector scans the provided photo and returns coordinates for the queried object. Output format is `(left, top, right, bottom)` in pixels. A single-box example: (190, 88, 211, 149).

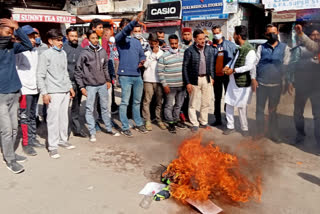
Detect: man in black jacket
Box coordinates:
(183, 29, 215, 132)
(64, 27, 87, 138)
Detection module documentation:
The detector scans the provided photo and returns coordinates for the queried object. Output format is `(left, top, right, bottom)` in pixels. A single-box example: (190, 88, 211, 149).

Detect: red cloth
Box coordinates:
(81, 37, 111, 58)
(182, 27, 192, 33)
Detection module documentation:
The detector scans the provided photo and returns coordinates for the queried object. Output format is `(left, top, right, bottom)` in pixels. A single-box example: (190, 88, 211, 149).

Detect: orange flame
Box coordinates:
(163, 134, 262, 203)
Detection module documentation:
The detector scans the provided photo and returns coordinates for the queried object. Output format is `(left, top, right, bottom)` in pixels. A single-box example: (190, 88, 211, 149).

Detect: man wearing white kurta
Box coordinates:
(223, 25, 258, 136)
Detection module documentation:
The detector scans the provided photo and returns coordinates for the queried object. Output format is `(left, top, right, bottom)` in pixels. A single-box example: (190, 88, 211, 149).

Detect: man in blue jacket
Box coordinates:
(211, 25, 237, 126)
(115, 12, 147, 137)
(0, 10, 33, 173)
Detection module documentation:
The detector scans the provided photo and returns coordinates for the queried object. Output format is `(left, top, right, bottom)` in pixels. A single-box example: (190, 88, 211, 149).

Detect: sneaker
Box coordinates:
(211, 120, 222, 126)
(145, 121, 152, 131)
(49, 150, 60, 159)
(89, 135, 97, 142)
(191, 126, 199, 133)
(121, 129, 133, 138)
(23, 145, 37, 156)
(223, 128, 235, 135)
(157, 121, 167, 130)
(30, 139, 45, 148)
(106, 131, 120, 137)
(15, 154, 27, 163)
(176, 121, 187, 130)
(73, 130, 88, 138)
(6, 160, 24, 174)
(135, 125, 148, 134)
(168, 123, 176, 134)
(242, 131, 250, 137)
(58, 142, 76, 150)
(199, 124, 208, 129)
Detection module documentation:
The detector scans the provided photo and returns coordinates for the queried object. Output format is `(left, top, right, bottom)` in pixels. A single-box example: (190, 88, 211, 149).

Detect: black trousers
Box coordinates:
(256, 84, 282, 136)
(70, 83, 83, 134)
(294, 77, 320, 144)
(213, 75, 229, 122)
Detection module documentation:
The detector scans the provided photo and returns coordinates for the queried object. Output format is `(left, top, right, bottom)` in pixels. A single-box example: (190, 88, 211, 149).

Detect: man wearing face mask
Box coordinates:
(255, 24, 291, 142)
(183, 29, 215, 133)
(63, 27, 87, 138)
(181, 27, 193, 49)
(33, 28, 48, 55)
(132, 23, 150, 52)
(0, 8, 33, 173)
(211, 25, 237, 126)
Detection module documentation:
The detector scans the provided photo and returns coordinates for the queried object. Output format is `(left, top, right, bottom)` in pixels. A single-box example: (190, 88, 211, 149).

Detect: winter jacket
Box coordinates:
(115, 20, 146, 77)
(37, 48, 72, 95)
(212, 38, 238, 68)
(63, 41, 83, 83)
(81, 37, 110, 57)
(183, 44, 215, 86)
(16, 49, 39, 95)
(0, 28, 33, 94)
(75, 45, 110, 89)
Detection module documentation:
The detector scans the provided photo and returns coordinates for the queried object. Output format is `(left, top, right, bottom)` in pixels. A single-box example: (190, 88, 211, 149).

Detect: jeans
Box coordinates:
(47, 93, 70, 151)
(294, 80, 320, 144)
(164, 87, 186, 123)
(142, 82, 163, 122)
(19, 94, 39, 146)
(119, 76, 144, 130)
(0, 92, 20, 162)
(214, 75, 229, 122)
(256, 84, 281, 136)
(86, 85, 112, 135)
(70, 83, 83, 134)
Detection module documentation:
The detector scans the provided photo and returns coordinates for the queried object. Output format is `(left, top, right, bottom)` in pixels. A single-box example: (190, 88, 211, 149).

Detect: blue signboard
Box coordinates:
(182, 0, 226, 21)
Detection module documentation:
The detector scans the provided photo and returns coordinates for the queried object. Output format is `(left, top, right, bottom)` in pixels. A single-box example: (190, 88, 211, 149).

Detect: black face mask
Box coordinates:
(0, 36, 13, 49)
(183, 39, 191, 45)
(266, 33, 278, 44)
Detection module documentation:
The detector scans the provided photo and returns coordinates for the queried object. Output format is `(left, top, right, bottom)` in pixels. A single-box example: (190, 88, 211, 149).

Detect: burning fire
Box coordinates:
(162, 134, 262, 203)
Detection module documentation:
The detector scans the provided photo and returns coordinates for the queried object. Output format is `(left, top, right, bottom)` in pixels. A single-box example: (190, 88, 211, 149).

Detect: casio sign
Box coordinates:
(151, 7, 176, 16)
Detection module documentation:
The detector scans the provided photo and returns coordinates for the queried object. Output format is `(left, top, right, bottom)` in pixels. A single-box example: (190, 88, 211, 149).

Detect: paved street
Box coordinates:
(0, 92, 320, 214)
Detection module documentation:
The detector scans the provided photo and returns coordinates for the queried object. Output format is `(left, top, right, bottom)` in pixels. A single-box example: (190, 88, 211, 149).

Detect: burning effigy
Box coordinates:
(158, 134, 262, 206)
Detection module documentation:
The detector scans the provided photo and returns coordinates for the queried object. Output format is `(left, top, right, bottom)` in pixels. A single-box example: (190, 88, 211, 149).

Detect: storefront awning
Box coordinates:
(12, 8, 76, 24)
(145, 20, 181, 28)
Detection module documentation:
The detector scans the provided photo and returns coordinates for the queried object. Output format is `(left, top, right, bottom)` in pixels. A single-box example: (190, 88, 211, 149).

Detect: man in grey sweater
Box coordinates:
(37, 29, 75, 159)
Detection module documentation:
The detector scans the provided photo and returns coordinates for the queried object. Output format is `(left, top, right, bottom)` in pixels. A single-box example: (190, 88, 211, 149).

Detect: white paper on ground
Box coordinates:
(186, 199, 223, 214)
(139, 182, 167, 196)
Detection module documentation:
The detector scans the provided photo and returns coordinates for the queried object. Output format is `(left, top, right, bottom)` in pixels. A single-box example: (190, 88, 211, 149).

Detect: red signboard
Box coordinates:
(13, 14, 76, 24)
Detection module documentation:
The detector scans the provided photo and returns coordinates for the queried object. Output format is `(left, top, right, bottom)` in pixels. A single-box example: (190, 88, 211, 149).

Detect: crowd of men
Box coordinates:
(0, 8, 319, 174)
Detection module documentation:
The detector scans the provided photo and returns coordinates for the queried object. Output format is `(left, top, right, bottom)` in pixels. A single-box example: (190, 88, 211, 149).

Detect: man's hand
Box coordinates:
(251, 79, 258, 92)
(225, 68, 234, 76)
(106, 82, 111, 89)
(186, 84, 193, 94)
(295, 24, 303, 36)
(138, 60, 145, 68)
(211, 79, 214, 85)
(81, 88, 87, 97)
(163, 86, 170, 94)
(288, 83, 294, 96)
(70, 88, 75, 98)
(0, 19, 19, 30)
(43, 94, 51, 105)
(135, 11, 144, 22)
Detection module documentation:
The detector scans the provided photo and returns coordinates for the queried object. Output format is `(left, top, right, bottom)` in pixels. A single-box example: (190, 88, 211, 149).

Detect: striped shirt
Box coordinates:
(157, 49, 185, 88)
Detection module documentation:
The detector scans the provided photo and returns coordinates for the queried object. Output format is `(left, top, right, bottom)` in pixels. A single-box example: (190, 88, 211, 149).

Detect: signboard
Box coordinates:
(12, 13, 76, 23)
(184, 19, 227, 40)
(223, 0, 238, 14)
(238, 0, 260, 3)
(182, 0, 227, 21)
(146, 1, 181, 21)
(263, 0, 320, 11)
(96, 0, 114, 13)
(272, 12, 296, 22)
(114, 0, 143, 12)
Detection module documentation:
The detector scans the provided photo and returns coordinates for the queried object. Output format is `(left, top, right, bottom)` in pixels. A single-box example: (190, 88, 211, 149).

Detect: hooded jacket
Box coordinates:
(75, 45, 110, 89)
(63, 41, 83, 83)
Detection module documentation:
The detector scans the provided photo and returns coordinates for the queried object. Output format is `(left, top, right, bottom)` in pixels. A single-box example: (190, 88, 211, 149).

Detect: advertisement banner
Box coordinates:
(263, 0, 320, 11)
(96, 0, 114, 13)
(272, 12, 297, 22)
(182, 0, 227, 21)
(184, 19, 227, 40)
(114, 0, 143, 12)
(146, 1, 181, 21)
(12, 13, 76, 23)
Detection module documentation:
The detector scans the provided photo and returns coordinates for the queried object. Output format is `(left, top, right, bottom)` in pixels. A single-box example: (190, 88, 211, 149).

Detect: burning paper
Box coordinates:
(186, 199, 223, 214)
(162, 134, 262, 203)
(139, 182, 167, 196)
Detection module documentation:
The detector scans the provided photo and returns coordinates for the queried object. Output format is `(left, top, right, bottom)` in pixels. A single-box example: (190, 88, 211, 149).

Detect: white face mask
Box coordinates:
(169, 47, 179, 54)
(214, 33, 223, 40)
(133, 33, 143, 40)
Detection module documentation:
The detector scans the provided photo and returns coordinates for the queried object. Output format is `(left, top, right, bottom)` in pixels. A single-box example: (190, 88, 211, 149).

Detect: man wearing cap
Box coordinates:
(16, 25, 45, 156)
(0, 8, 33, 173)
(181, 27, 193, 50)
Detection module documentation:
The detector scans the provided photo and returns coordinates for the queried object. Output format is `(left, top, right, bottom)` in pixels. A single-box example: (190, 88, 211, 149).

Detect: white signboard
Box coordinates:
(114, 0, 143, 12)
(96, 0, 114, 13)
(223, 0, 239, 14)
(272, 12, 297, 23)
(263, 0, 320, 11)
